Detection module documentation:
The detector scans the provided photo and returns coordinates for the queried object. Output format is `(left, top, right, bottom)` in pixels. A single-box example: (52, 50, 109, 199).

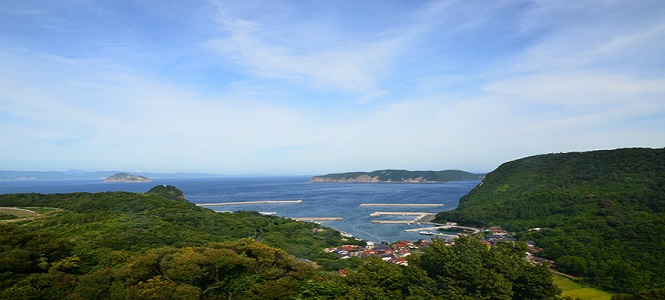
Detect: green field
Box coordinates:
(554, 274, 613, 300)
(0, 207, 40, 218)
(0, 206, 60, 221)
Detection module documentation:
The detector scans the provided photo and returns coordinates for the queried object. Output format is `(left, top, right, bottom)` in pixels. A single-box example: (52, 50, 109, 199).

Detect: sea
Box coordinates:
(0, 176, 480, 243)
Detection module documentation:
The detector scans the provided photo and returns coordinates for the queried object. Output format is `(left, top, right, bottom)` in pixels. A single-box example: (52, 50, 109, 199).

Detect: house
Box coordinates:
(390, 257, 409, 266)
(486, 226, 508, 235)
(341, 245, 357, 251)
(374, 243, 390, 251)
(380, 252, 394, 261)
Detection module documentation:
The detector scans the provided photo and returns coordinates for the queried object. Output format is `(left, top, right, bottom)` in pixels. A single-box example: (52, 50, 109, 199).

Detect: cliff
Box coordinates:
(311, 169, 484, 183)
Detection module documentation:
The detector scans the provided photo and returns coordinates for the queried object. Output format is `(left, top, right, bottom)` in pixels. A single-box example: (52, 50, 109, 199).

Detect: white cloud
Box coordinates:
(485, 73, 665, 106)
(514, 0, 665, 73)
(0, 49, 320, 172)
(205, 11, 393, 99)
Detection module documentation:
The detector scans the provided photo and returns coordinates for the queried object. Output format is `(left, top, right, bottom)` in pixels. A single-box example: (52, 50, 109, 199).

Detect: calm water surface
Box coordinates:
(0, 176, 480, 242)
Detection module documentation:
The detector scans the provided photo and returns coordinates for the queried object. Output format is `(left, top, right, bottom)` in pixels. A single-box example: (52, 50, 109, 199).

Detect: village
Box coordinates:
(324, 226, 551, 267)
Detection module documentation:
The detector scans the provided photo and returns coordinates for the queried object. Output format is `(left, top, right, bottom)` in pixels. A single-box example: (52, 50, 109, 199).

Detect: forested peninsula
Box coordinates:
(435, 147, 665, 295)
(311, 169, 483, 182)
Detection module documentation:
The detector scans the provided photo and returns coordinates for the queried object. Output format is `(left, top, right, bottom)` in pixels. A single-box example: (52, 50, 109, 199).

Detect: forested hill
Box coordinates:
(0, 187, 351, 298)
(0, 186, 559, 299)
(435, 147, 665, 294)
(311, 169, 483, 182)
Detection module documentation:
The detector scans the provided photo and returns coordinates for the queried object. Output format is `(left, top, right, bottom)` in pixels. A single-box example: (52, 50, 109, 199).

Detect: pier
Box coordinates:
(404, 225, 481, 234)
(372, 220, 426, 224)
(196, 199, 302, 206)
(360, 203, 444, 207)
(369, 211, 430, 217)
(290, 217, 343, 221)
(369, 212, 437, 224)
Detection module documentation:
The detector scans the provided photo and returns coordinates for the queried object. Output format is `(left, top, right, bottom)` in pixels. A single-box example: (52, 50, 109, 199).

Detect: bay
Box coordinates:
(0, 176, 480, 243)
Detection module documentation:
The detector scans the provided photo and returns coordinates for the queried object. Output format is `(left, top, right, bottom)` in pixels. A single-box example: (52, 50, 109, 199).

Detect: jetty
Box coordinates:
(290, 217, 343, 221)
(213, 211, 278, 216)
(196, 199, 302, 207)
(418, 231, 458, 238)
(372, 220, 424, 224)
(404, 225, 481, 234)
(370, 211, 430, 217)
(360, 203, 444, 207)
(369, 211, 437, 224)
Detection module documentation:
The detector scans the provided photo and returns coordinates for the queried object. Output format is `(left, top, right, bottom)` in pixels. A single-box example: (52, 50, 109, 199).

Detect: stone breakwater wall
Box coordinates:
(360, 203, 444, 207)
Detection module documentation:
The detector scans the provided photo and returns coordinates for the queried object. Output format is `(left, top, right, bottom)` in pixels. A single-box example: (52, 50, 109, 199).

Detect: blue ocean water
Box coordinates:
(0, 176, 480, 243)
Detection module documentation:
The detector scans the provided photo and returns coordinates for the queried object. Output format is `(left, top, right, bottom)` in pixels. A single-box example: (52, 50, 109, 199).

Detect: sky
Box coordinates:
(1, 0, 664, 175)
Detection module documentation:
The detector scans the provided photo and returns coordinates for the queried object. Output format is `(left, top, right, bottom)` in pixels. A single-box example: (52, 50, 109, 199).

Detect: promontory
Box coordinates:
(103, 172, 151, 182)
(310, 169, 484, 183)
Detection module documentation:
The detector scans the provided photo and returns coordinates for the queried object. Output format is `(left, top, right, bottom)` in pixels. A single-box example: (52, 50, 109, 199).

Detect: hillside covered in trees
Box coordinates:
(0, 186, 559, 299)
(435, 147, 665, 294)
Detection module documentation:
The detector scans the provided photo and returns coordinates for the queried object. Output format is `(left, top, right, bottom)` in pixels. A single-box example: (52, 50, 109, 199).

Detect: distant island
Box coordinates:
(311, 169, 484, 183)
(0, 170, 225, 180)
(103, 172, 151, 182)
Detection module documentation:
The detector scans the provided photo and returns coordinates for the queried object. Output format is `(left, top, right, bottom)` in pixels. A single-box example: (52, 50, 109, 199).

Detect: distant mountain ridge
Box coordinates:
(0, 170, 224, 180)
(311, 169, 484, 183)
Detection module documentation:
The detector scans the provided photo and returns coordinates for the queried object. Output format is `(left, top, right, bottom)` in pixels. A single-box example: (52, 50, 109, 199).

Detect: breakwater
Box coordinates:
(196, 199, 302, 206)
(370, 211, 437, 224)
(403, 225, 481, 234)
(290, 217, 343, 221)
(360, 203, 444, 207)
(369, 211, 430, 217)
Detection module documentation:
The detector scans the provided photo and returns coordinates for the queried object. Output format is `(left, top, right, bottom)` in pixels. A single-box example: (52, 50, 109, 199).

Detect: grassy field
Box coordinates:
(554, 274, 613, 300)
(0, 207, 40, 218)
(0, 206, 60, 222)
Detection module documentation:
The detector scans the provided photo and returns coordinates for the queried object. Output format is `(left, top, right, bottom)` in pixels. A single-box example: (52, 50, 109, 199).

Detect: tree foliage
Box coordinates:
(1, 186, 562, 299)
(409, 236, 559, 299)
(435, 148, 665, 294)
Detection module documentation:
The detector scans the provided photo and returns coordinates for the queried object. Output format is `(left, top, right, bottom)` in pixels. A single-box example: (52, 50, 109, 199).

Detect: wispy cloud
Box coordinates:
(1, 0, 664, 174)
(513, 0, 665, 73)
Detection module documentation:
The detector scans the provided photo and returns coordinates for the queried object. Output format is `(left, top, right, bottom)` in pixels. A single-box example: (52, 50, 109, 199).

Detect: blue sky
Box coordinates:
(1, 0, 664, 175)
